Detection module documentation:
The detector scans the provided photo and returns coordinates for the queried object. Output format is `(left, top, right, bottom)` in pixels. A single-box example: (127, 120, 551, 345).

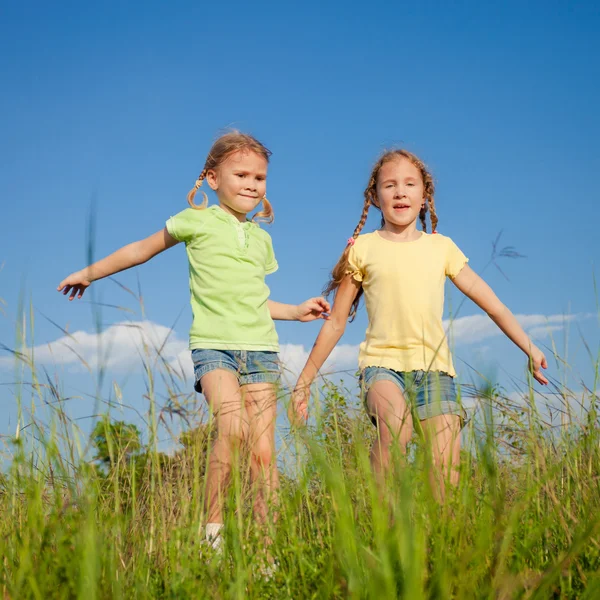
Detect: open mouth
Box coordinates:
(392, 203, 410, 211)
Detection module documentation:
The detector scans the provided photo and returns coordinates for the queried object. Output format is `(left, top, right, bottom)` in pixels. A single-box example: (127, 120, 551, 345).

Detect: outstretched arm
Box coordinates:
(451, 265, 548, 385)
(57, 227, 179, 300)
(268, 298, 330, 321)
(290, 275, 361, 422)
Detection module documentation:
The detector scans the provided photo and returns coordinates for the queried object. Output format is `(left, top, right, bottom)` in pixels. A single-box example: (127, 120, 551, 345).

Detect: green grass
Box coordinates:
(2, 262, 599, 598)
(1, 345, 600, 599)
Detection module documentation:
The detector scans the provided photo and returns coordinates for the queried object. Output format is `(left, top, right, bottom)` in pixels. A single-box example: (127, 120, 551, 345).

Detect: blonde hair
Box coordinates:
(187, 131, 274, 223)
(324, 149, 437, 319)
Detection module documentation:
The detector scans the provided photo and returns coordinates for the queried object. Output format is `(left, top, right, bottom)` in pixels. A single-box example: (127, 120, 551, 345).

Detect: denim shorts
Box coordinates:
(360, 367, 465, 423)
(191, 349, 281, 394)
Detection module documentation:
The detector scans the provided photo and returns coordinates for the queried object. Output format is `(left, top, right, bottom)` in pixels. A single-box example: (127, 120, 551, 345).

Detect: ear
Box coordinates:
(371, 195, 380, 209)
(205, 169, 219, 191)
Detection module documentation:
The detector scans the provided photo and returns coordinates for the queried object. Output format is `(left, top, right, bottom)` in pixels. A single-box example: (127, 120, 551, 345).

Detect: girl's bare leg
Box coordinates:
(244, 382, 279, 525)
(201, 369, 248, 524)
(366, 380, 413, 485)
(421, 414, 461, 503)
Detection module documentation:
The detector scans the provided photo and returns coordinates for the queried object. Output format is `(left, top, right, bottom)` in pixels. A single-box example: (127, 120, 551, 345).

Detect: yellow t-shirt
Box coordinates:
(347, 231, 468, 377)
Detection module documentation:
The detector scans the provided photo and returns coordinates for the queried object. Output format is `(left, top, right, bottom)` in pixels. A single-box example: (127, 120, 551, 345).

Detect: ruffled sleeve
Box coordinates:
(345, 242, 364, 282)
(445, 237, 469, 279)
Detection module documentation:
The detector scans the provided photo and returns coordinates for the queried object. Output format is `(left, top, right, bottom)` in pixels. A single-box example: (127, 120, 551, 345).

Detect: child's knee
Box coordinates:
(251, 438, 274, 469)
(215, 420, 248, 449)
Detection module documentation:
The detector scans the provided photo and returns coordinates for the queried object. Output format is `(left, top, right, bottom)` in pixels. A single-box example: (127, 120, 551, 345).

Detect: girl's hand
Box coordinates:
(295, 297, 330, 322)
(57, 271, 92, 300)
(289, 384, 310, 425)
(529, 347, 548, 385)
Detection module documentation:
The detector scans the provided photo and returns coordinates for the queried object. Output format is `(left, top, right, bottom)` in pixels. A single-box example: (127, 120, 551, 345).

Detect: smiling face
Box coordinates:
(206, 150, 268, 220)
(375, 156, 425, 231)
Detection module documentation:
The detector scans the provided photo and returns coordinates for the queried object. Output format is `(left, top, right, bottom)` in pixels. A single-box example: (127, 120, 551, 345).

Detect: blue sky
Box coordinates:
(1, 1, 598, 451)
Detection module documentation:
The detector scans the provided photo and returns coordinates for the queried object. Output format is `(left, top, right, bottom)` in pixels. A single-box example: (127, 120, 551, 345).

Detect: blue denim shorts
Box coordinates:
(191, 349, 281, 393)
(360, 367, 465, 423)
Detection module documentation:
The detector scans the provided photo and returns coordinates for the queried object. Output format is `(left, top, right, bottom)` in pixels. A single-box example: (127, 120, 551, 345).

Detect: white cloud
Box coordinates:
(527, 325, 563, 340)
(1, 312, 587, 383)
(444, 313, 581, 345)
(279, 343, 359, 384)
(278, 344, 308, 381)
(165, 342, 359, 386)
(0, 320, 188, 373)
(0, 321, 358, 387)
(168, 347, 194, 380)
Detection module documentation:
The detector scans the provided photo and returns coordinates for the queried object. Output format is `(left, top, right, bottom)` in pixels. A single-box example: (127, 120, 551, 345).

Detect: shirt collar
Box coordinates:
(210, 204, 255, 228)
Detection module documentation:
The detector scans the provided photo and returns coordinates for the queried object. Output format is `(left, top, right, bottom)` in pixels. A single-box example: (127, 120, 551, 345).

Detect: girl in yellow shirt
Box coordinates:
(292, 149, 548, 500)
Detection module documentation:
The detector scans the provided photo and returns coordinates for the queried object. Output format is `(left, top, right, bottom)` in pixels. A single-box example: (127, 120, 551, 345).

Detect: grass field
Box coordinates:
(1, 273, 599, 598)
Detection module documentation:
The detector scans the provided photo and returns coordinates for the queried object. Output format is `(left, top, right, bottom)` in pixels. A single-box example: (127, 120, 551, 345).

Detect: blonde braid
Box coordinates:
(252, 196, 274, 224)
(417, 164, 435, 232)
(419, 206, 428, 233)
(428, 196, 438, 233)
(322, 194, 372, 300)
(352, 194, 372, 239)
(409, 154, 436, 232)
(323, 168, 379, 320)
(187, 169, 209, 210)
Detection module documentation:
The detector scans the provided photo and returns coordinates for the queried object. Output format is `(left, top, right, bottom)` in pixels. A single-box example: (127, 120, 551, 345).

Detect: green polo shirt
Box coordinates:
(166, 205, 279, 351)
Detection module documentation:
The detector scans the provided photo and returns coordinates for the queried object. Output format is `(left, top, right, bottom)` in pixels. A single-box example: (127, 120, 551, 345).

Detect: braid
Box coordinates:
(352, 193, 372, 239)
(428, 196, 438, 233)
(421, 165, 437, 233)
(323, 168, 380, 320)
(419, 206, 428, 233)
(187, 169, 209, 210)
(252, 196, 274, 224)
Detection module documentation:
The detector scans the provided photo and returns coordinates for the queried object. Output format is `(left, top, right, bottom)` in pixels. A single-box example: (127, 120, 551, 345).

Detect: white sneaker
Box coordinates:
(259, 559, 278, 581)
(204, 523, 224, 554)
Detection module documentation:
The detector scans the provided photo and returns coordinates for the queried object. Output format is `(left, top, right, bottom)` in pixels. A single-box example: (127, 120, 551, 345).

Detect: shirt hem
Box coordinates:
(190, 340, 280, 352)
(360, 359, 456, 378)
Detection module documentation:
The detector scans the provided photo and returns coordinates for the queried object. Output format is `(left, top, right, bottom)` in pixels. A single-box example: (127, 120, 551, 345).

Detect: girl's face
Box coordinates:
(375, 157, 425, 231)
(207, 150, 268, 220)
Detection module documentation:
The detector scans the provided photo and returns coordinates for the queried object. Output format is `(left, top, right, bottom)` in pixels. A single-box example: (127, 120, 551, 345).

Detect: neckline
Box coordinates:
(211, 204, 253, 227)
(374, 230, 426, 244)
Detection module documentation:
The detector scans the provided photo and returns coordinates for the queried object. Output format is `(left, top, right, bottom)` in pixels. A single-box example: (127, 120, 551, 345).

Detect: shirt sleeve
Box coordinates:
(264, 233, 278, 275)
(445, 237, 469, 278)
(165, 208, 205, 243)
(345, 242, 364, 282)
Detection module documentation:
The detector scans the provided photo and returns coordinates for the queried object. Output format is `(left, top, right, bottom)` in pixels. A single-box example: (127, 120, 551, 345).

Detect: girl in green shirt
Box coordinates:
(58, 131, 330, 553)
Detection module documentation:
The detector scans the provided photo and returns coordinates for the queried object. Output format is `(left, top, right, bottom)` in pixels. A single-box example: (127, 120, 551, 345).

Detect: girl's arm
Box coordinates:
(451, 265, 548, 385)
(267, 298, 330, 322)
(291, 275, 361, 422)
(57, 228, 180, 300)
